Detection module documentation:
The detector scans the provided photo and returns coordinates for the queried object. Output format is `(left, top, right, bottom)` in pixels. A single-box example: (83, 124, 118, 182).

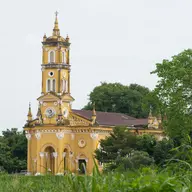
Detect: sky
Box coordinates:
(0, 0, 192, 132)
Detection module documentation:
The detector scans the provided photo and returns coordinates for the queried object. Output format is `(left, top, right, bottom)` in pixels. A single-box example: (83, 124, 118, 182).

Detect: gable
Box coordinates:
(68, 112, 91, 126)
(61, 93, 75, 102)
(37, 92, 60, 102)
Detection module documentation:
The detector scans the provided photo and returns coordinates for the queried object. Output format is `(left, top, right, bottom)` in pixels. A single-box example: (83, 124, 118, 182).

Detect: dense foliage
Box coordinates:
(95, 127, 175, 172)
(0, 128, 27, 173)
(83, 82, 159, 118)
(152, 49, 192, 142)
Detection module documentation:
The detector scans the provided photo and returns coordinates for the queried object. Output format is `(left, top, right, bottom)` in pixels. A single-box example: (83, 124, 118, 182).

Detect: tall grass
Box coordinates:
(0, 165, 192, 192)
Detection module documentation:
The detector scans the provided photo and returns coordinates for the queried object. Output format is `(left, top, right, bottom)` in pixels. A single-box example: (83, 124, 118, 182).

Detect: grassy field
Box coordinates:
(0, 166, 192, 192)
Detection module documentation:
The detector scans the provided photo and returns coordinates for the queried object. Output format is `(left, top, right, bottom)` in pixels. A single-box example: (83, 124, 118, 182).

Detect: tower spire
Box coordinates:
(91, 102, 97, 125)
(27, 102, 33, 121)
(53, 11, 60, 36)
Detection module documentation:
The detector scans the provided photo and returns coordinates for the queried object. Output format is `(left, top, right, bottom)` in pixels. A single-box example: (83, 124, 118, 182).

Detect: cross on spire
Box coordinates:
(55, 11, 59, 17)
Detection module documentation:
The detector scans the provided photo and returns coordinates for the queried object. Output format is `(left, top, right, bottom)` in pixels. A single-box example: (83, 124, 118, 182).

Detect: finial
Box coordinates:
(92, 102, 96, 116)
(66, 34, 70, 42)
(91, 102, 97, 126)
(27, 102, 33, 121)
(55, 11, 59, 17)
(43, 33, 47, 41)
(36, 102, 41, 117)
(36, 102, 43, 124)
(53, 11, 60, 36)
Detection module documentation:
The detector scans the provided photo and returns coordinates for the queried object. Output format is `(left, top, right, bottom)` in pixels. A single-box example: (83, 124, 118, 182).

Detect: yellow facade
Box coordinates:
(24, 13, 164, 175)
(24, 14, 112, 175)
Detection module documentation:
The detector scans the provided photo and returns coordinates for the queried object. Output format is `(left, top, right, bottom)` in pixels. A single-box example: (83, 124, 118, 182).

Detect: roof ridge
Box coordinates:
(72, 109, 136, 118)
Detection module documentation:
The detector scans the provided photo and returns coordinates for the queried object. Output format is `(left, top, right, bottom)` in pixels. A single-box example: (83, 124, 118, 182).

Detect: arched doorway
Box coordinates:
(77, 154, 87, 175)
(44, 146, 55, 174)
(63, 148, 69, 172)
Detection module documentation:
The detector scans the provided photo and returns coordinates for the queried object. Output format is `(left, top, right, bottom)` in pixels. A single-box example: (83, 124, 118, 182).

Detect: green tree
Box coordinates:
(152, 49, 192, 142)
(153, 138, 174, 165)
(95, 126, 137, 163)
(0, 128, 27, 173)
(116, 151, 154, 171)
(136, 134, 157, 156)
(83, 82, 154, 118)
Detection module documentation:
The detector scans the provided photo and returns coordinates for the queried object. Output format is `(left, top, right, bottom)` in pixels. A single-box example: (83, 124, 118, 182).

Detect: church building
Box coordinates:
(24, 13, 163, 175)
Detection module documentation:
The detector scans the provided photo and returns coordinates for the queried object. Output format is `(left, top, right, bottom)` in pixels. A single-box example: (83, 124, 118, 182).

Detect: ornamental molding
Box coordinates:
(39, 152, 44, 158)
(41, 64, 70, 70)
(56, 131, 64, 139)
(69, 114, 90, 127)
(78, 139, 86, 148)
(90, 133, 98, 140)
(35, 131, 41, 140)
(52, 152, 58, 158)
(25, 133, 31, 140)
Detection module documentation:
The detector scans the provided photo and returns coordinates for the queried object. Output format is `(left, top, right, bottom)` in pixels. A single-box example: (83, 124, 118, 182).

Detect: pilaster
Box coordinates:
(35, 131, 41, 174)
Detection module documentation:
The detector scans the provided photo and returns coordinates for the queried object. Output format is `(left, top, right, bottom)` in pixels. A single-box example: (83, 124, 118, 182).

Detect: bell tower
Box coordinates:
(37, 12, 74, 125)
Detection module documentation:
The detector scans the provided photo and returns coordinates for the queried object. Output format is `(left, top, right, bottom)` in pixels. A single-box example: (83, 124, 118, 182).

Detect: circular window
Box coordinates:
(49, 71, 54, 77)
(78, 139, 86, 148)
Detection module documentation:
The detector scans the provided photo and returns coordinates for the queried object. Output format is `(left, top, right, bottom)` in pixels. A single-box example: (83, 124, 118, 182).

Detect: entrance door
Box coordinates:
(44, 146, 55, 174)
(78, 159, 86, 174)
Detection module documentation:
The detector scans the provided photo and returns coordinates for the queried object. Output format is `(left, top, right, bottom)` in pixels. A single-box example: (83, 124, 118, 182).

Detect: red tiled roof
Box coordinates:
(72, 109, 147, 127)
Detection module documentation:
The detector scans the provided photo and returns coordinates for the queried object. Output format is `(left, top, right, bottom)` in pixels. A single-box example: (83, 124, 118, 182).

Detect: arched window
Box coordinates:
(65, 80, 68, 93)
(49, 51, 55, 63)
(52, 79, 56, 92)
(47, 79, 51, 92)
(62, 79, 66, 93)
(62, 51, 65, 63)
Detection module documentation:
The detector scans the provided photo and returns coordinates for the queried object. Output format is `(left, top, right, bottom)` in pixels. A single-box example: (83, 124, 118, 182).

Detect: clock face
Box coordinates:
(45, 108, 55, 118)
(63, 108, 69, 118)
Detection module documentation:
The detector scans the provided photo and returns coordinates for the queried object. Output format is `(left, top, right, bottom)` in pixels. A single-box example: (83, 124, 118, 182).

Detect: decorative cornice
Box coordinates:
(56, 131, 64, 139)
(41, 64, 70, 70)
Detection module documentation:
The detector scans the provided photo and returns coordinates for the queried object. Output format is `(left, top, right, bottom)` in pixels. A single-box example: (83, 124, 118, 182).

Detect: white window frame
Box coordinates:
(47, 79, 51, 92)
(48, 50, 55, 63)
(52, 79, 56, 92)
(62, 51, 66, 64)
(46, 79, 56, 92)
